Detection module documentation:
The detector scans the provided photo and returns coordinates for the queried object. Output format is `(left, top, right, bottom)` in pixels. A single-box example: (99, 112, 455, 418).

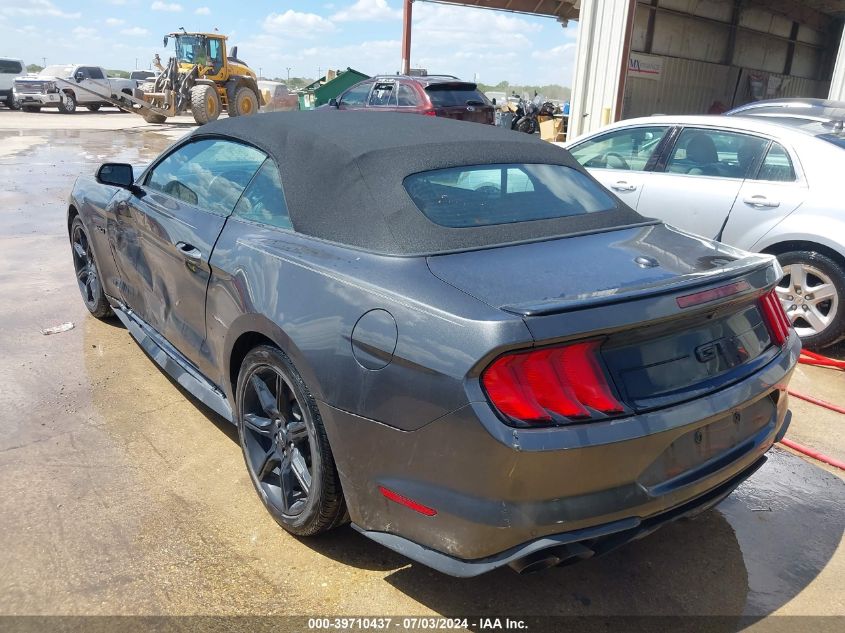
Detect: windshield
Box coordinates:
(39, 65, 74, 78)
(175, 35, 208, 64)
(404, 163, 617, 228)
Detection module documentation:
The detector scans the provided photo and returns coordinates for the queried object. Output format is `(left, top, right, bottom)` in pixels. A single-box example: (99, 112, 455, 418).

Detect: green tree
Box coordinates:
(26, 64, 43, 73)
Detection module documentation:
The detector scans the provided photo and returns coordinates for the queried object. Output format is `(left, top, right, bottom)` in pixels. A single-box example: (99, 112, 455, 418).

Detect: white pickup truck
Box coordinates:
(14, 64, 136, 113)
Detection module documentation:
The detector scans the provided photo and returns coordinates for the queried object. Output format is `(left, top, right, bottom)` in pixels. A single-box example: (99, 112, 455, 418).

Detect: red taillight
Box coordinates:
(378, 486, 437, 516)
(760, 289, 792, 346)
(482, 340, 623, 425)
(423, 109, 437, 116)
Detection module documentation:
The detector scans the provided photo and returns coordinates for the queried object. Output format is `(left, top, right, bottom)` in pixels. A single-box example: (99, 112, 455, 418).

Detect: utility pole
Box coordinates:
(135, 58, 138, 69)
(259, 67, 262, 79)
(401, 0, 413, 75)
(42, 57, 46, 67)
(286, 67, 291, 84)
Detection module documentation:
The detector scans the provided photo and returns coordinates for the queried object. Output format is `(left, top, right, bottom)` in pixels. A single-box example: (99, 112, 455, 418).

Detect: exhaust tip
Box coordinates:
(508, 543, 595, 574)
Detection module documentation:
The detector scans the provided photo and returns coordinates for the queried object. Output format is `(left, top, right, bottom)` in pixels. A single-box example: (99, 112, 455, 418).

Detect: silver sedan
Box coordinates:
(566, 114, 845, 349)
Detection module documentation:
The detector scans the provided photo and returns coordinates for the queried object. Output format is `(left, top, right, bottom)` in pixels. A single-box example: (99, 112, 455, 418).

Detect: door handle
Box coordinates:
(743, 195, 780, 208)
(176, 241, 203, 261)
(611, 181, 637, 192)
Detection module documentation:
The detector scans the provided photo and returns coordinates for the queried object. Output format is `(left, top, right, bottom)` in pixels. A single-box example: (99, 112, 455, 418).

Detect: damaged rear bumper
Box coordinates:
(353, 452, 770, 577)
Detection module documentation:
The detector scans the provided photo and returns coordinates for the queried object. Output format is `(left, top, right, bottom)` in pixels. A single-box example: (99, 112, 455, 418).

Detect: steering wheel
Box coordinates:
(604, 152, 631, 170)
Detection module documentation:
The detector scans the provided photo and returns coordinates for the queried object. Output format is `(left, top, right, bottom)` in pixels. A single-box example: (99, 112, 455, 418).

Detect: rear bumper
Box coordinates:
(353, 450, 772, 577)
(320, 335, 799, 573)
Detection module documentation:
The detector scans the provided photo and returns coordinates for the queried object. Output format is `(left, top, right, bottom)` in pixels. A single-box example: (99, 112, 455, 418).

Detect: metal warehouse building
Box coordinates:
(404, 1, 845, 138)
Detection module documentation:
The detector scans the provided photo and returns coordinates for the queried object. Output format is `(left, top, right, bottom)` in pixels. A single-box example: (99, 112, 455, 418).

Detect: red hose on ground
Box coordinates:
(787, 389, 845, 415)
(778, 348, 845, 470)
(780, 438, 845, 471)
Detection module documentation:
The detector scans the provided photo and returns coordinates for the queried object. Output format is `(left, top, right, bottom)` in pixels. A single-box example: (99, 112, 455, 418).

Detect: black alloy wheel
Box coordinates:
(70, 217, 112, 318)
(237, 346, 346, 536)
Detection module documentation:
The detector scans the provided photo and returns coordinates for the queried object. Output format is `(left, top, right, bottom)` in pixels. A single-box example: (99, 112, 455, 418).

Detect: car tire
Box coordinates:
(58, 92, 77, 114)
(21, 105, 40, 113)
(87, 104, 101, 112)
(142, 111, 167, 124)
(190, 84, 221, 125)
(70, 216, 113, 319)
(236, 345, 347, 536)
(775, 250, 845, 349)
(6, 96, 20, 110)
(228, 85, 259, 117)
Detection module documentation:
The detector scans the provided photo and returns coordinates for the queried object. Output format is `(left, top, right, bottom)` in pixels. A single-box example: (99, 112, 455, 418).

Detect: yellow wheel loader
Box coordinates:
(55, 31, 264, 125)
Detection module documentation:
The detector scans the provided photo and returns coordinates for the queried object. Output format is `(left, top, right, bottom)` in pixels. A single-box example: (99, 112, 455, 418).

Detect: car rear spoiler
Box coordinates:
(501, 254, 781, 317)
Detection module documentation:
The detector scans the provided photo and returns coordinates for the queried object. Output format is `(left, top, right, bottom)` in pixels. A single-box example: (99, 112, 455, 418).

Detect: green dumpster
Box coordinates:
(300, 68, 370, 110)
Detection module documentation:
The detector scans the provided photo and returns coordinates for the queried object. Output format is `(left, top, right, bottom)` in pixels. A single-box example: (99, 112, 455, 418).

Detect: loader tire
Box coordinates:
(190, 84, 221, 125)
(228, 85, 259, 117)
(142, 112, 167, 124)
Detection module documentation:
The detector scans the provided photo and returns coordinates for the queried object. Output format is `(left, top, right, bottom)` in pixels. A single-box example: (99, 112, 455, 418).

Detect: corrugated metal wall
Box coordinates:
(623, 57, 738, 117)
(568, 0, 634, 139)
(830, 25, 845, 99)
(621, 0, 839, 118)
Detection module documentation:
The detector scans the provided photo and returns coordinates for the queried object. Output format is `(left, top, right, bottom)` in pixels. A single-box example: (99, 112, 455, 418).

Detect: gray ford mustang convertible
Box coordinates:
(68, 112, 799, 576)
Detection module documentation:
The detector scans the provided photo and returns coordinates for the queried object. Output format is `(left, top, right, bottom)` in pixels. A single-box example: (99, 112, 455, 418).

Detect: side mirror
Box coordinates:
(328, 97, 339, 108)
(96, 163, 135, 189)
(491, 98, 497, 105)
(231, 46, 238, 59)
(75, 71, 85, 83)
(163, 36, 169, 47)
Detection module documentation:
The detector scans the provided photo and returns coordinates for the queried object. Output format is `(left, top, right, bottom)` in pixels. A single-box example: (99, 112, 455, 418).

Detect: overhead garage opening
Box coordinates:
(624, 0, 845, 119)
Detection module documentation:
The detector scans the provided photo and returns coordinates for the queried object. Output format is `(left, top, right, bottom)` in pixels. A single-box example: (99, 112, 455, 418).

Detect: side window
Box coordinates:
(665, 128, 768, 178)
(0, 60, 23, 74)
(755, 143, 796, 182)
(368, 82, 396, 107)
(146, 138, 266, 215)
(339, 82, 372, 107)
(397, 83, 420, 107)
(233, 160, 291, 230)
(87, 67, 105, 80)
(74, 67, 89, 80)
(569, 126, 669, 171)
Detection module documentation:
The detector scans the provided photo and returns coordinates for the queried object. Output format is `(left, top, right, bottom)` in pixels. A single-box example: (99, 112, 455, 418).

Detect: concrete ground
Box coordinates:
(0, 109, 842, 629)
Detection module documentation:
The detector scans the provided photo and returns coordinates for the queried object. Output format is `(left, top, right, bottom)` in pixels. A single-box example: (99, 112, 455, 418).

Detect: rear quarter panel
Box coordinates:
(206, 219, 532, 431)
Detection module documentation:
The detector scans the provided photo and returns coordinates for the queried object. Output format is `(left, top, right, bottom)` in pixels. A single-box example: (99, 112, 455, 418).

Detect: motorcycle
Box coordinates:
(511, 96, 557, 134)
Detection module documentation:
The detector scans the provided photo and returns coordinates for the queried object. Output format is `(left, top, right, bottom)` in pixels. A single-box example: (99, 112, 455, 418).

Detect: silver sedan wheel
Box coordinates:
(776, 263, 839, 338)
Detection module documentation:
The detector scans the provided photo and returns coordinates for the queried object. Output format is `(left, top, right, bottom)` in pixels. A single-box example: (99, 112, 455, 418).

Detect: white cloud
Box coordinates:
(332, 0, 400, 22)
(262, 10, 336, 38)
(1, 0, 80, 19)
(105, 18, 126, 26)
(121, 27, 149, 36)
(151, 1, 182, 12)
(72, 26, 97, 38)
(195, 7, 210, 15)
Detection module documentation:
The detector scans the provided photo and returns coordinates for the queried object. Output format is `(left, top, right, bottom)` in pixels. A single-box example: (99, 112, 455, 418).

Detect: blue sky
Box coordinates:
(1, 1, 578, 85)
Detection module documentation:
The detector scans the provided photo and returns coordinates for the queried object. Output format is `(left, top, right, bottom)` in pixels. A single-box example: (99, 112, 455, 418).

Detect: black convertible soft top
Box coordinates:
(194, 111, 649, 256)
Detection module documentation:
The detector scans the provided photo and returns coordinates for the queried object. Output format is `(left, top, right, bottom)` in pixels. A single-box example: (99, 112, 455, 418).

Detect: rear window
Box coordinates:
(403, 163, 617, 228)
(0, 60, 22, 74)
(425, 83, 488, 107)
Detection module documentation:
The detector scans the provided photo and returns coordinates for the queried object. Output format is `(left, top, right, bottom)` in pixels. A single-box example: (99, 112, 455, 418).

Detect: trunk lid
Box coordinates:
(427, 223, 784, 412)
